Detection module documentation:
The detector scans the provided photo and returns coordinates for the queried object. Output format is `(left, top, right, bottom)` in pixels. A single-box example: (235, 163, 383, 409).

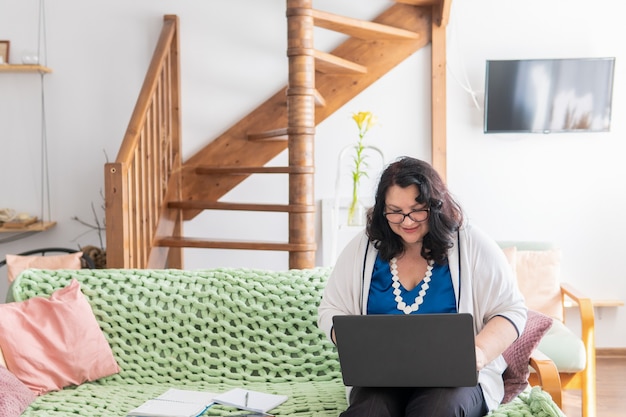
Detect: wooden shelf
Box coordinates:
(564, 299, 624, 308)
(0, 64, 53, 73)
(590, 299, 624, 308)
(0, 221, 57, 233)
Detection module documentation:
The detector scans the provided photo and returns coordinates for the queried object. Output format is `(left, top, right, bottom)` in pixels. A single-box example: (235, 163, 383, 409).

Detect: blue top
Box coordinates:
(367, 253, 457, 315)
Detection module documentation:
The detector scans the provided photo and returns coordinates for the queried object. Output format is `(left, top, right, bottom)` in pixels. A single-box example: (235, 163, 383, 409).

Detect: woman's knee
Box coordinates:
(341, 387, 411, 417)
(405, 386, 487, 417)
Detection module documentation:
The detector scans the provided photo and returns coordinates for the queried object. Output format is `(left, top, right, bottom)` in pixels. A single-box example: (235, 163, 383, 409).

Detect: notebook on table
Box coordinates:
(332, 313, 478, 387)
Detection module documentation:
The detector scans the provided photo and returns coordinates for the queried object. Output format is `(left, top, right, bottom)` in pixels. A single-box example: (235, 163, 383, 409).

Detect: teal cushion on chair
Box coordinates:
(536, 319, 586, 372)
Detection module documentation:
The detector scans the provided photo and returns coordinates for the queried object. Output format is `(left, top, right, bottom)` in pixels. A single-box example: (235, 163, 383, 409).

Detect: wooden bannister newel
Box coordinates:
(104, 162, 129, 268)
(286, 0, 316, 269)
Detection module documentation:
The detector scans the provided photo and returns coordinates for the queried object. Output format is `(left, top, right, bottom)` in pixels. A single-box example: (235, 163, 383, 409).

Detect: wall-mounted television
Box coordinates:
(484, 57, 615, 134)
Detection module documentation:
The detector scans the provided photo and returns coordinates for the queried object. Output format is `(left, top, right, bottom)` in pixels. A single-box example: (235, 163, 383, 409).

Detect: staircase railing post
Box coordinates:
(105, 162, 130, 267)
(286, 0, 317, 269)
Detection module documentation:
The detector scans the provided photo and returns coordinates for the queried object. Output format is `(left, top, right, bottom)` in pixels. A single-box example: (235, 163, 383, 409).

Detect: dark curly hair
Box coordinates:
(366, 156, 463, 264)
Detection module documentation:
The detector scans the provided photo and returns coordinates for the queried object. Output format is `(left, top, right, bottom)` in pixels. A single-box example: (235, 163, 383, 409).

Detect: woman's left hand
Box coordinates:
(475, 316, 519, 371)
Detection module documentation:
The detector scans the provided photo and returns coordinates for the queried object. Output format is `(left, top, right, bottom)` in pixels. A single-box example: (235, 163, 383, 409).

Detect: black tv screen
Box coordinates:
(484, 57, 615, 134)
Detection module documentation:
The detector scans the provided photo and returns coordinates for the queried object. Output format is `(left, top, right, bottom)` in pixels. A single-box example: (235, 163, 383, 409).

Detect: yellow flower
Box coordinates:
(347, 111, 377, 225)
(352, 111, 377, 138)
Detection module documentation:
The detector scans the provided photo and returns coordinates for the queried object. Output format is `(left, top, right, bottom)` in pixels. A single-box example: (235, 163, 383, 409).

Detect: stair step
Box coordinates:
(155, 236, 316, 251)
(248, 128, 288, 141)
(195, 166, 315, 175)
(314, 49, 367, 74)
(312, 9, 420, 40)
(168, 201, 314, 213)
(394, 0, 438, 6)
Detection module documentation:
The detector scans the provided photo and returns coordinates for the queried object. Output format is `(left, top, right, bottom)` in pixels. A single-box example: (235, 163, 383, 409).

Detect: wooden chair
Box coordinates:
(499, 241, 596, 417)
(529, 349, 562, 406)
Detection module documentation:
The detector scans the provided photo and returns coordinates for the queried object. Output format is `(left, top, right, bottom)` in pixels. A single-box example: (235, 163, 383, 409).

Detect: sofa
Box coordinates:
(1, 267, 565, 417)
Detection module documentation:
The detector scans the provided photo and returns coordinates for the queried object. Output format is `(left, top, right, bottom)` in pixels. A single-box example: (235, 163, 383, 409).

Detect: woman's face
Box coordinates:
(384, 184, 430, 247)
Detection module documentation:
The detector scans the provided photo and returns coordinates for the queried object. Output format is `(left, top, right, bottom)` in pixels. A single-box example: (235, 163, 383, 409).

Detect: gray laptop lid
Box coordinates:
(332, 313, 478, 387)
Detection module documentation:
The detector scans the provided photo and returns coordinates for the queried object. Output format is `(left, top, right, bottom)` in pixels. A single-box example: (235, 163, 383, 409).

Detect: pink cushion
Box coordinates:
(0, 279, 120, 395)
(0, 362, 36, 416)
(5, 252, 83, 282)
(501, 310, 553, 403)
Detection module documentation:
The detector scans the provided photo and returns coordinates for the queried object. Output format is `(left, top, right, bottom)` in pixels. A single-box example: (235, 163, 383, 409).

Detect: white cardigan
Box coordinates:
(317, 223, 527, 410)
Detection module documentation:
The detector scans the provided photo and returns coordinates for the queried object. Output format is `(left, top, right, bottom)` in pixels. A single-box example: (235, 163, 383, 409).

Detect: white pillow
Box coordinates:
(508, 248, 563, 321)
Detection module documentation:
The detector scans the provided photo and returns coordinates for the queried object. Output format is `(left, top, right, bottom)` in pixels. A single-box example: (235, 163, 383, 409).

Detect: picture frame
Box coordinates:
(0, 40, 9, 64)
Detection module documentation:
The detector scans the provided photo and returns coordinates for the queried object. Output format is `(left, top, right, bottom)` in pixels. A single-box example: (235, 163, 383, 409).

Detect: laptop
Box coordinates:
(332, 313, 478, 387)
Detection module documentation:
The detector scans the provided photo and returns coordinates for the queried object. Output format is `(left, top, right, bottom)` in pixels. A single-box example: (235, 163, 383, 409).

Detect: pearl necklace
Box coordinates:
(390, 257, 434, 315)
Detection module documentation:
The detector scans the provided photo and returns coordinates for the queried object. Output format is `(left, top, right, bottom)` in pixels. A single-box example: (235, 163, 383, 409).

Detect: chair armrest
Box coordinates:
(560, 282, 595, 356)
(529, 349, 562, 407)
(560, 282, 594, 324)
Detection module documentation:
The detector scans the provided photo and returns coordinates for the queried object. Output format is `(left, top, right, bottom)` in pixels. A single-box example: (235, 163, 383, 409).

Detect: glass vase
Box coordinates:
(347, 183, 366, 226)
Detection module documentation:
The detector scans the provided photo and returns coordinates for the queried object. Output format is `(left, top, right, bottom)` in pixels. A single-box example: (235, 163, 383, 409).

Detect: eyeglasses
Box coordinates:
(383, 209, 429, 224)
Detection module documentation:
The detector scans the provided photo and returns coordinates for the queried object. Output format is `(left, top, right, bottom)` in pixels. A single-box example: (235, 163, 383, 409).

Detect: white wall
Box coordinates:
(0, 0, 624, 347)
(445, 0, 626, 348)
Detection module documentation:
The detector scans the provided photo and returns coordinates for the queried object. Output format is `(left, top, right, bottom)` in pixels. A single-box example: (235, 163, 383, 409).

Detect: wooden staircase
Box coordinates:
(105, 0, 453, 270)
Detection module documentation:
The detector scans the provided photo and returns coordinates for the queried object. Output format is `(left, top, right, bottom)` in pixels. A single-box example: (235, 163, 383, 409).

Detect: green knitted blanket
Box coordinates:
(488, 386, 566, 417)
(11, 268, 564, 417)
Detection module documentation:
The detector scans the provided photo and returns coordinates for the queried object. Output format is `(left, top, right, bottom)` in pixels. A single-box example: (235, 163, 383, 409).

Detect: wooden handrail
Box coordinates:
(115, 16, 178, 161)
(105, 15, 183, 268)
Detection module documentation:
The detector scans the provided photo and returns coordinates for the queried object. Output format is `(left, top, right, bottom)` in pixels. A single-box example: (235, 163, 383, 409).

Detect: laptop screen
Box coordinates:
(332, 313, 478, 387)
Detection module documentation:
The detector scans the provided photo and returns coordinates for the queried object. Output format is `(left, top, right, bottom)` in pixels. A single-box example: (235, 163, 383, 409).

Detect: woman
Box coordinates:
(318, 157, 526, 417)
